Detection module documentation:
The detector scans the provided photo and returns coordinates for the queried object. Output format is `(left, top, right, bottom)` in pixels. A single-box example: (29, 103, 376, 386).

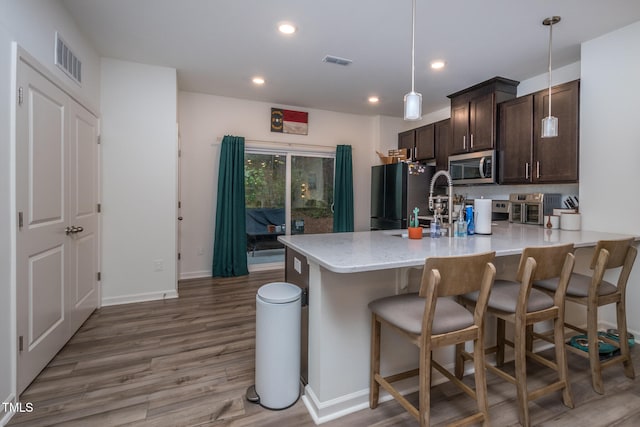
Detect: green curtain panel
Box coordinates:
(212, 135, 249, 277)
(333, 144, 354, 232)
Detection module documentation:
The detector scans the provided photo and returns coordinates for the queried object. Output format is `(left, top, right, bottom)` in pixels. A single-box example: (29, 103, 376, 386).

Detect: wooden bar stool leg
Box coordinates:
(473, 336, 490, 423)
(370, 313, 381, 408)
(496, 318, 506, 367)
(514, 320, 530, 427)
(617, 300, 635, 379)
(419, 344, 432, 427)
(554, 316, 574, 408)
(525, 324, 534, 352)
(454, 342, 465, 379)
(587, 302, 604, 394)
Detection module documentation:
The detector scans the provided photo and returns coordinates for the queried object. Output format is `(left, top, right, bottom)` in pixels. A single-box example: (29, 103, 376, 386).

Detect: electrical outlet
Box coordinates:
(153, 259, 164, 271)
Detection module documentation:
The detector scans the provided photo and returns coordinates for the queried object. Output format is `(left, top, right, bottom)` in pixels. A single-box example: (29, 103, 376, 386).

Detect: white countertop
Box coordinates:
(278, 222, 637, 274)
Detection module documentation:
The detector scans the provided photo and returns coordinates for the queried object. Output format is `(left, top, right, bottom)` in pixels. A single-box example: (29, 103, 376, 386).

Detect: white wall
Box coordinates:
(580, 20, 640, 331)
(178, 92, 386, 278)
(0, 1, 101, 421)
(101, 58, 178, 304)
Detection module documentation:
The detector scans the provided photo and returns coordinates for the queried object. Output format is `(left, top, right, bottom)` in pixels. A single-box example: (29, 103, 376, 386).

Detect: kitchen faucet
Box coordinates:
(428, 170, 454, 226)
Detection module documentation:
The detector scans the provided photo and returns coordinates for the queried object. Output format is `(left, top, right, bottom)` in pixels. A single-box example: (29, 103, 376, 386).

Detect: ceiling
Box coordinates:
(61, 0, 640, 118)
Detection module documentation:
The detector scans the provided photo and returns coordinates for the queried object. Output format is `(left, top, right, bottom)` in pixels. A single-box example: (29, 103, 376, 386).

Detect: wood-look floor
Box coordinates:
(8, 270, 640, 426)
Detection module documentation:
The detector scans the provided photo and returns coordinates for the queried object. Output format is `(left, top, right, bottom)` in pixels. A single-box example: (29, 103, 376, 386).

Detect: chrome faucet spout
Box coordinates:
(428, 170, 454, 225)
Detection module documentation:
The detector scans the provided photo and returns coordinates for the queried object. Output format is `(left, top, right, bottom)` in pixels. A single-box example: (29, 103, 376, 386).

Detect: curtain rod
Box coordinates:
(213, 137, 349, 150)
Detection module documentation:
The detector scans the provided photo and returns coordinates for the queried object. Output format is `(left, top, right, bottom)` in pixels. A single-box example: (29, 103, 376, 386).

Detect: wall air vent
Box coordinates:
(55, 32, 82, 85)
(322, 55, 353, 66)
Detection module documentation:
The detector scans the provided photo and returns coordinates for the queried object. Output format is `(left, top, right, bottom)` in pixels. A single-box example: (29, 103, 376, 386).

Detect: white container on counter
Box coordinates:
(560, 213, 581, 231)
(474, 198, 492, 235)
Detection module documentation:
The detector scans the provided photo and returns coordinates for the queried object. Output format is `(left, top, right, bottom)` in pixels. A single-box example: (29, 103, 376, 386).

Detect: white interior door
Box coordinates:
(16, 54, 100, 394)
(67, 100, 100, 332)
(16, 59, 70, 394)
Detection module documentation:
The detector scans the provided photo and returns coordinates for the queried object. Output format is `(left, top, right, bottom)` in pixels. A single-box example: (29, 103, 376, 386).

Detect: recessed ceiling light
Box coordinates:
(368, 96, 379, 104)
(430, 60, 446, 70)
(252, 77, 265, 85)
(278, 22, 296, 34)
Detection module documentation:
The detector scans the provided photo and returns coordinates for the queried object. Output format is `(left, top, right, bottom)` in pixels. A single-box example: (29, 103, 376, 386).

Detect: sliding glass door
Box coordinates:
(245, 149, 334, 268)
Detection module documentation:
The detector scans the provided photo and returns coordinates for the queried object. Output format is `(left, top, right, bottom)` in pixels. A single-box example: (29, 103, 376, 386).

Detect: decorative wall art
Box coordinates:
(271, 108, 308, 135)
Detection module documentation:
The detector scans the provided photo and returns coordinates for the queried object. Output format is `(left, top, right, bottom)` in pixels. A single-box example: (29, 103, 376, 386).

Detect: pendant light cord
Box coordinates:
(411, 0, 416, 93)
(547, 20, 553, 117)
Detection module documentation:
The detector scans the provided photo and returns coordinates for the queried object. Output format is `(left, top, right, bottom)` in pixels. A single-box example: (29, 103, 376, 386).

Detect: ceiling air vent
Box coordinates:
(322, 55, 353, 66)
(55, 32, 82, 85)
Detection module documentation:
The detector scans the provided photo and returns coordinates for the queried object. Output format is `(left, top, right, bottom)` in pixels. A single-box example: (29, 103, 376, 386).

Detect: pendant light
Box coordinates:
(541, 16, 561, 138)
(404, 0, 422, 120)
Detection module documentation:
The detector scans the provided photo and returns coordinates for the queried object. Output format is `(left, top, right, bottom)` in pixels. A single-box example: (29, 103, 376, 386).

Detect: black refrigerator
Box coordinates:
(370, 163, 434, 230)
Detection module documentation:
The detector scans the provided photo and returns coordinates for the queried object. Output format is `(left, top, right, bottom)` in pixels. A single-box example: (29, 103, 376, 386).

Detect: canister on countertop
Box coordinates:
(474, 198, 492, 235)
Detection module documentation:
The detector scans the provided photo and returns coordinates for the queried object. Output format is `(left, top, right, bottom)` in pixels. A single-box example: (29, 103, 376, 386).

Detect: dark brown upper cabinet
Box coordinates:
(434, 119, 450, 171)
(398, 128, 415, 158)
(498, 79, 580, 184)
(448, 77, 519, 156)
(398, 123, 435, 161)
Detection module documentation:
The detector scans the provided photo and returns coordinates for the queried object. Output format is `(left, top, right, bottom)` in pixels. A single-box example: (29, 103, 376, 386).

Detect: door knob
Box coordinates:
(65, 226, 84, 235)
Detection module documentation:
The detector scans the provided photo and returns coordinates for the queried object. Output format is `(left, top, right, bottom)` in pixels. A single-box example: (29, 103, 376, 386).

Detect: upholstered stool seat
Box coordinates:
(535, 273, 618, 297)
(369, 251, 496, 427)
(369, 294, 474, 335)
(465, 280, 554, 313)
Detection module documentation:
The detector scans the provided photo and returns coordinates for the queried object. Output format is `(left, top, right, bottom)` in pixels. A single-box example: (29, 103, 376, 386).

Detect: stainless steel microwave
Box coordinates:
(448, 149, 495, 184)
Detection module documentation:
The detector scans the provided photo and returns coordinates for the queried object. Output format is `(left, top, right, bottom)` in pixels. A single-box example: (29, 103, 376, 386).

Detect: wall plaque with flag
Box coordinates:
(271, 108, 308, 135)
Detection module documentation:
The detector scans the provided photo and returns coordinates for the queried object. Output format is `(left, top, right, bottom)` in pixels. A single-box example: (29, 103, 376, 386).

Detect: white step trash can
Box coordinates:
(251, 282, 301, 409)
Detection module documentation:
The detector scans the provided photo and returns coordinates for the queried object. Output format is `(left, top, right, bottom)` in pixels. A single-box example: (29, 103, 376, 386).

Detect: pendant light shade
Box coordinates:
(404, 91, 422, 120)
(404, 0, 422, 121)
(541, 16, 561, 138)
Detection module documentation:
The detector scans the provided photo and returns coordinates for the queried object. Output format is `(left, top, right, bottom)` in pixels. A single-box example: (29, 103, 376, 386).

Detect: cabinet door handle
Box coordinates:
(525, 163, 529, 180)
(536, 161, 540, 178)
(463, 135, 466, 150)
(470, 133, 474, 149)
(414, 146, 418, 159)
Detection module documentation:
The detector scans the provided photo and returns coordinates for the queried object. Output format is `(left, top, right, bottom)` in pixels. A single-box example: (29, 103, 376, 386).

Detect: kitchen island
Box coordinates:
(278, 222, 637, 424)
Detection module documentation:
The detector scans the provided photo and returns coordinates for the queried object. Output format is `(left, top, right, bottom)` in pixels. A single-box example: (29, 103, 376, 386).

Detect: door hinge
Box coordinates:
(97, 136, 101, 145)
(178, 149, 181, 157)
(178, 201, 181, 209)
(18, 211, 23, 230)
(19, 336, 23, 352)
(18, 87, 23, 106)
(97, 272, 101, 281)
(178, 252, 181, 261)
(97, 203, 101, 213)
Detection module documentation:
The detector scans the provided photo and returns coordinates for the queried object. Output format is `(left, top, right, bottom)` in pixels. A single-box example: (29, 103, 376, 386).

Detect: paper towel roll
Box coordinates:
(474, 198, 492, 235)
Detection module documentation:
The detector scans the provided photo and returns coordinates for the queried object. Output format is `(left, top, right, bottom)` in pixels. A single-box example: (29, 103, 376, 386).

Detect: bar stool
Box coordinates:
(533, 238, 637, 394)
(457, 244, 575, 427)
(369, 251, 496, 427)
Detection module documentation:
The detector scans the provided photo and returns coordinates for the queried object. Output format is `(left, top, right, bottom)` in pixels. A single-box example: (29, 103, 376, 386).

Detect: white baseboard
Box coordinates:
(178, 270, 210, 280)
(101, 289, 178, 306)
(302, 376, 430, 424)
